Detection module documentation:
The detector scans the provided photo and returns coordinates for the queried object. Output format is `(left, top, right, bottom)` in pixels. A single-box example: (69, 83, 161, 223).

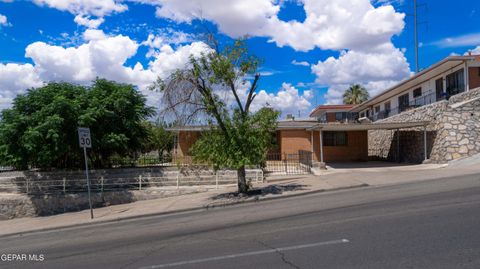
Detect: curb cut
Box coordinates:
(0, 183, 369, 238)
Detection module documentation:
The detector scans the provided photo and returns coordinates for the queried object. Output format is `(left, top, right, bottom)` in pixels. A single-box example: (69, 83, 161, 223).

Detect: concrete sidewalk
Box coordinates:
(1, 161, 479, 237)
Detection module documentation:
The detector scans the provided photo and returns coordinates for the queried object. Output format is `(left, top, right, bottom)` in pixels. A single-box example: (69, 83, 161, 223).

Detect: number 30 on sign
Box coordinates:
(78, 127, 92, 148)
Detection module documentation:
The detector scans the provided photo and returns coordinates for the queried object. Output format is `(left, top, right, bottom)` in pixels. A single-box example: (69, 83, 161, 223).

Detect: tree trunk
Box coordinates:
(237, 165, 248, 193)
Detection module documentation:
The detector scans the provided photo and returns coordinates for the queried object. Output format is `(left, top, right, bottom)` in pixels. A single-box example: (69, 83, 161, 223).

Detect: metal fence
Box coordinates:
(263, 151, 313, 175)
(0, 170, 263, 195)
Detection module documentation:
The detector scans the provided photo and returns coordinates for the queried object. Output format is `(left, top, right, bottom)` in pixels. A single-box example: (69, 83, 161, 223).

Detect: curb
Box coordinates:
(0, 183, 369, 238)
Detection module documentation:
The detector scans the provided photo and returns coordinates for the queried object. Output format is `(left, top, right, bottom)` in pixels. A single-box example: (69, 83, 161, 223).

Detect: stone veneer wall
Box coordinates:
(369, 87, 480, 163)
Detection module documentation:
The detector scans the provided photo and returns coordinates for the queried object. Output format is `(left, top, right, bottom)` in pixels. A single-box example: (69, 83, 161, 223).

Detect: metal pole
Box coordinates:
(423, 126, 427, 161)
(310, 130, 314, 154)
(414, 0, 419, 73)
(319, 130, 324, 163)
(83, 147, 94, 219)
(397, 129, 400, 163)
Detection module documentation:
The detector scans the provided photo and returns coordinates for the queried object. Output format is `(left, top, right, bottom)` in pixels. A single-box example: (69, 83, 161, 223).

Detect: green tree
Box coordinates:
(158, 39, 279, 193)
(0, 79, 154, 169)
(80, 79, 155, 167)
(142, 119, 174, 160)
(343, 84, 369, 105)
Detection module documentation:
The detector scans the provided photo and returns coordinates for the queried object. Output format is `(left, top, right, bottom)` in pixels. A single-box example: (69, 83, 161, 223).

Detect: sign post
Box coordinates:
(78, 127, 94, 219)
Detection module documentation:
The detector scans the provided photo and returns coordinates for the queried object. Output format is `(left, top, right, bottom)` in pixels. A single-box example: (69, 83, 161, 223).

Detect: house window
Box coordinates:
(413, 88, 422, 98)
(384, 101, 391, 112)
(360, 112, 365, 118)
(446, 68, 465, 96)
(335, 112, 347, 121)
(374, 106, 380, 114)
(398, 93, 410, 112)
(435, 78, 444, 101)
(323, 131, 347, 146)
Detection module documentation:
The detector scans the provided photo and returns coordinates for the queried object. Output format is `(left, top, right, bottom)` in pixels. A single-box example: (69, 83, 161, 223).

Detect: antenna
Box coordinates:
(412, 0, 428, 73)
(414, 0, 419, 73)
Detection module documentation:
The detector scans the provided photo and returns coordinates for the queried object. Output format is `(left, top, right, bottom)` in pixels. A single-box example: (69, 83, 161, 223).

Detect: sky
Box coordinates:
(0, 0, 479, 118)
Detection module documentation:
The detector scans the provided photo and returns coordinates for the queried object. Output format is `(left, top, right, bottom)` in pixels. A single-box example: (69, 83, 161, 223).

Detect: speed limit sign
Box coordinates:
(78, 127, 92, 148)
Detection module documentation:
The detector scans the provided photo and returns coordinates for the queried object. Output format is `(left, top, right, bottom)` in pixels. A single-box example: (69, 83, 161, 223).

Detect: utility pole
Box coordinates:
(414, 0, 419, 73)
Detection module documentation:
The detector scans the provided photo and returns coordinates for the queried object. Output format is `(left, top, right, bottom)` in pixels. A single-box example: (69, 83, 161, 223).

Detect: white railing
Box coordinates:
(0, 169, 263, 195)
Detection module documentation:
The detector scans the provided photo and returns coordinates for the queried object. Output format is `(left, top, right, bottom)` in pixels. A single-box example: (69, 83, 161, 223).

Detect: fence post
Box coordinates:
(176, 173, 179, 189)
(215, 171, 218, 189)
(101, 176, 104, 193)
(138, 175, 142, 190)
(63, 177, 66, 194)
(283, 153, 288, 174)
(26, 177, 29, 194)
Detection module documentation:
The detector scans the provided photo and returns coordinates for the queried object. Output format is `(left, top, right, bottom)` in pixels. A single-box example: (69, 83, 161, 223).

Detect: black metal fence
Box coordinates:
(263, 151, 313, 175)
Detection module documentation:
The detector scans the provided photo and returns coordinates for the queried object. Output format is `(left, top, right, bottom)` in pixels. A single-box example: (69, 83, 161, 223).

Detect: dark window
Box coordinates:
(384, 101, 391, 112)
(435, 78, 444, 101)
(446, 68, 465, 96)
(360, 112, 365, 118)
(384, 101, 391, 117)
(335, 112, 347, 121)
(398, 93, 409, 112)
(374, 106, 380, 114)
(323, 131, 347, 146)
(413, 88, 422, 98)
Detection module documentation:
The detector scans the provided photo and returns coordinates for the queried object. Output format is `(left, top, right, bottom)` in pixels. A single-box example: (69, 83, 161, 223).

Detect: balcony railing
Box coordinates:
(369, 91, 438, 122)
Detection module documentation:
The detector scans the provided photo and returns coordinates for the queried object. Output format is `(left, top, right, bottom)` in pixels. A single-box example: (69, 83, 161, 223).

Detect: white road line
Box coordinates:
(139, 238, 349, 269)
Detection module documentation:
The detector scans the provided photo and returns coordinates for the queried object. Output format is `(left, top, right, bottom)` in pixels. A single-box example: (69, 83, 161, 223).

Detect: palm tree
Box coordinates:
(343, 84, 369, 105)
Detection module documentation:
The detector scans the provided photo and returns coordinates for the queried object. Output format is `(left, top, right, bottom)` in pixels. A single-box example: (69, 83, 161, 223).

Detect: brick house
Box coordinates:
(168, 55, 480, 168)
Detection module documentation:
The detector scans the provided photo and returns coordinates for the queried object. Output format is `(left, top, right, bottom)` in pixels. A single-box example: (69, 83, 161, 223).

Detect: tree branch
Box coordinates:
(245, 73, 260, 113)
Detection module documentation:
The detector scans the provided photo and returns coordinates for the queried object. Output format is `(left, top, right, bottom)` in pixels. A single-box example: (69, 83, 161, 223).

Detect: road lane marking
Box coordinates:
(138, 238, 349, 269)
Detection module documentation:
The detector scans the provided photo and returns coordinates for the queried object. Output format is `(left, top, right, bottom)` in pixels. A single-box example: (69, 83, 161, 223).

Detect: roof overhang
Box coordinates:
(350, 55, 479, 113)
(166, 125, 211, 132)
(306, 121, 429, 131)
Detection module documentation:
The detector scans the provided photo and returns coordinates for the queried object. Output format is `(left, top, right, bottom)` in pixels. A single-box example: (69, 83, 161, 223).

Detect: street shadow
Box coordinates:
(210, 183, 308, 200)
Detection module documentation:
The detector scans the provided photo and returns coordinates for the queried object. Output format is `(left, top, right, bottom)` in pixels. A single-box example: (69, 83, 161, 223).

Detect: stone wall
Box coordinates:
(369, 87, 480, 163)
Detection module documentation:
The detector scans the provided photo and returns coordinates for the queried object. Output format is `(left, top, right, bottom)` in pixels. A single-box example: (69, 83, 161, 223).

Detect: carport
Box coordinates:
(306, 121, 430, 166)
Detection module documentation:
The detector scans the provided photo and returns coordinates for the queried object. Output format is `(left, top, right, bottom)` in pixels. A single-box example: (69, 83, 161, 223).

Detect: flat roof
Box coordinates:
(307, 121, 429, 131)
(277, 120, 428, 131)
(166, 125, 210, 132)
(169, 121, 429, 132)
(309, 104, 354, 117)
(350, 55, 480, 112)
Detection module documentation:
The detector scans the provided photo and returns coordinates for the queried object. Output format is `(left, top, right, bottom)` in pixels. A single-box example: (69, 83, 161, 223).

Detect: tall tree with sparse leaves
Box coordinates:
(343, 84, 369, 105)
(156, 39, 279, 193)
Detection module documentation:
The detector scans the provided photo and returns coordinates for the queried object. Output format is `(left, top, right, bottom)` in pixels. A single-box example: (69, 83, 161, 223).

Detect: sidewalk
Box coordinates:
(1, 161, 479, 237)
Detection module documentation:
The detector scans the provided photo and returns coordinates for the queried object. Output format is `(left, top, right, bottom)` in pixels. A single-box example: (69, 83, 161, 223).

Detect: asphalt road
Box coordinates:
(1, 173, 480, 269)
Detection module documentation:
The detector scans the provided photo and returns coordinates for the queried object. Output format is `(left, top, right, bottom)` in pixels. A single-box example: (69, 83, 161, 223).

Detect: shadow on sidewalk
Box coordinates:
(210, 183, 309, 200)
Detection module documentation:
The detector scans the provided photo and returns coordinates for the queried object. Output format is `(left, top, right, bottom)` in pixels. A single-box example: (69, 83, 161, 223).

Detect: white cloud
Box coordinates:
(431, 32, 480, 48)
(312, 43, 411, 104)
(74, 15, 104, 28)
(147, 41, 211, 80)
(312, 44, 410, 86)
(471, 46, 480, 55)
(137, 0, 410, 106)
(144, 0, 404, 52)
(0, 14, 11, 27)
(0, 63, 43, 109)
(291, 60, 310, 67)
(0, 29, 211, 109)
(253, 83, 313, 117)
(32, 0, 127, 27)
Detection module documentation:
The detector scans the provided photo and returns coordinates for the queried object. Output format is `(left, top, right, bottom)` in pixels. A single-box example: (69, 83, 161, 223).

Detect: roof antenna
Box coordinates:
(413, 0, 428, 73)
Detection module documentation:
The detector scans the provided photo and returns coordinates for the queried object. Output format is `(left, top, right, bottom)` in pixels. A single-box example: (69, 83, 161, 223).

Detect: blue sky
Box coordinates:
(0, 0, 479, 118)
